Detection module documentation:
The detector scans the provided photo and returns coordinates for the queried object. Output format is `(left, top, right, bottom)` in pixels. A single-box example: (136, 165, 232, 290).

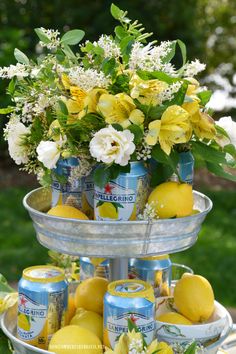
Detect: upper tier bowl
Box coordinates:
(23, 187, 212, 258)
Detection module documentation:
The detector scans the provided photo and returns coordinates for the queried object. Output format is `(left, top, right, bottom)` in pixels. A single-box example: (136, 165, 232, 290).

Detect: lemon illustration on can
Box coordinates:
(18, 313, 31, 331)
(97, 202, 119, 220)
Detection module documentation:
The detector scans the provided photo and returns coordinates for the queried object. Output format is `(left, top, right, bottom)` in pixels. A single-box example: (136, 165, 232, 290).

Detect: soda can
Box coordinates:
(80, 257, 110, 280)
(103, 279, 155, 349)
(130, 255, 172, 297)
(178, 151, 194, 184)
(82, 170, 94, 219)
(94, 161, 149, 221)
(51, 157, 83, 209)
(17, 265, 68, 349)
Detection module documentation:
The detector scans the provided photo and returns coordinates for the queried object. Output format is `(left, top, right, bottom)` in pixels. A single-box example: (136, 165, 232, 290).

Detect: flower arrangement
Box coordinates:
(0, 4, 235, 189)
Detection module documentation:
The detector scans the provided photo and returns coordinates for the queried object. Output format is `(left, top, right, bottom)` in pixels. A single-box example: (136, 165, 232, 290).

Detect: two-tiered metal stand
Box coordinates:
(1, 187, 233, 353)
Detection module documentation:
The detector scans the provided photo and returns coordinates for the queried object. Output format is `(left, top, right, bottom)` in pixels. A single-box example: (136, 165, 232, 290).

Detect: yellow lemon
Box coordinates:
(18, 313, 30, 331)
(148, 181, 193, 218)
(103, 328, 111, 348)
(157, 312, 192, 325)
(47, 205, 89, 220)
(48, 325, 103, 354)
(74, 277, 108, 315)
(65, 294, 76, 325)
(174, 273, 215, 322)
(98, 202, 118, 219)
(70, 309, 103, 340)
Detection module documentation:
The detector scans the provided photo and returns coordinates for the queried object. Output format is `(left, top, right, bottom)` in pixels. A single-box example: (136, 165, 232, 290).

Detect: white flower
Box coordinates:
(37, 140, 62, 169)
(89, 125, 135, 166)
(68, 66, 111, 92)
(216, 116, 236, 147)
(38, 28, 60, 50)
(6, 121, 30, 165)
(0, 63, 29, 79)
(94, 35, 121, 58)
(183, 59, 206, 77)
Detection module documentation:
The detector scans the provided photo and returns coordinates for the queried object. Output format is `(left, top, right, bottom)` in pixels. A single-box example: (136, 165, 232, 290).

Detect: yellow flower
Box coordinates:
(61, 73, 71, 90)
(192, 111, 216, 140)
(182, 100, 199, 117)
(146, 105, 192, 155)
(97, 93, 144, 128)
(147, 340, 173, 354)
(130, 74, 168, 106)
(104, 333, 128, 354)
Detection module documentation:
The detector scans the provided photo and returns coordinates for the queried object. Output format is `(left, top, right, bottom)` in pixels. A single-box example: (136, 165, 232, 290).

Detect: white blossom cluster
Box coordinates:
(183, 59, 206, 77)
(68, 159, 94, 184)
(138, 202, 158, 220)
(158, 81, 182, 103)
(136, 138, 152, 161)
(94, 35, 121, 59)
(129, 41, 177, 76)
(39, 28, 61, 50)
(68, 66, 111, 91)
(0, 63, 29, 79)
(128, 338, 146, 354)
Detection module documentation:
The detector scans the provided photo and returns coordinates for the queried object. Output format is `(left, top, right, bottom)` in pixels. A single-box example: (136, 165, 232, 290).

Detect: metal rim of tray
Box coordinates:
(1, 303, 233, 354)
(22, 187, 213, 258)
(23, 187, 212, 226)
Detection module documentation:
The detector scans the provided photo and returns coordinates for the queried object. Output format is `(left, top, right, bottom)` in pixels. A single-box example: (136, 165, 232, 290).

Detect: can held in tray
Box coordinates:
(131, 255, 172, 297)
(82, 170, 94, 219)
(17, 265, 68, 349)
(103, 279, 155, 349)
(80, 257, 110, 280)
(94, 161, 149, 221)
(51, 157, 83, 209)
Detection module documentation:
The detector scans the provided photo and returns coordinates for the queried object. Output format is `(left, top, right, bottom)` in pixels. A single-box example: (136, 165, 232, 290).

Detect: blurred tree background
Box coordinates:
(0, 0, 235, 306)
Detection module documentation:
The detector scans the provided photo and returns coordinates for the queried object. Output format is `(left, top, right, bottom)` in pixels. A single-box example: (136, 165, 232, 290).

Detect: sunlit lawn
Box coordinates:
(0, 187, 236, 307)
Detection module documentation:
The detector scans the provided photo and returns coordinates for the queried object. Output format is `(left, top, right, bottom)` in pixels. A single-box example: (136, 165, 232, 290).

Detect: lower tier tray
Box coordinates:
(1, 304, 233, 354)
(23, 188, 212, 257)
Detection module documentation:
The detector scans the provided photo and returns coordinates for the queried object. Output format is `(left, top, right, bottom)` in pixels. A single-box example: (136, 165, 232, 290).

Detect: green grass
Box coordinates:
(0, 187, 236, 307)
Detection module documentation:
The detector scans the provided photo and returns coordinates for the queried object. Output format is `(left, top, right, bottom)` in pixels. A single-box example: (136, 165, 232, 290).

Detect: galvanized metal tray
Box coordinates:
(1, 304, 232, 354)
(23, 187, 212, 258)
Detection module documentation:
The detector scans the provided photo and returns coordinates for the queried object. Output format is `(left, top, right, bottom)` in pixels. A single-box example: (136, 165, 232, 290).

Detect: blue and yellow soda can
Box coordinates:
(94, 161, 149, 221)
(82, 171, 94, 219)
(80, 257, 109, 280)
(51, 157, 83, 209)
(17, 265, 68, 349)
(103, 279, 155, 349)
(130, 255, 172, 297)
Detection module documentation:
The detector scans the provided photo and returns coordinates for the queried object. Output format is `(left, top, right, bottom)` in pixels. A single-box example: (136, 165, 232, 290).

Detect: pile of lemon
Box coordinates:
(49, 277, 108, 354)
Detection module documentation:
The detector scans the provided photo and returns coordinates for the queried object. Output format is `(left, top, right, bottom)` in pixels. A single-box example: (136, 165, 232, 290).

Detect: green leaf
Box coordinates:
(0, 329, 12, 354)
(0, 107, 14, 114)
(177, 39, 187, 66)
(61, 29, 85, 45)
(8, 78, 16, 95)
(34, 28, 50, 43)
(151, 146, 180, 178)
(94, 165, 111, 188)
(14, 48, 29, 65)
(96, 200, 104, 208)
(110, 3, 123, 20)
(62, 44, 77, 59)
(120, 36, 134, 58)
(137, 70, 178, 84)
(162, 41, 176, 64)
(102, 57, 117, 76)
(128, 124, 143, 144)
(192, 141, 227, 165)
(0, 274, 15, 293)
(184, 342, 197, 354)
(150, 162, 174, 187)
(207, 162, 236, 182)
(197, 90, 212, 106)
(115, 26, 127, 39)
(223, 144, 236, 159)
(112, 124, 123, 131)
(58, 100, 68, 115)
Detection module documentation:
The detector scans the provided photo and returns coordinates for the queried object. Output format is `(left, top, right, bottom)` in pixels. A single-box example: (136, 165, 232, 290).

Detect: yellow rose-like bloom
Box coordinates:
(146, 105, 192, 155)
(192, 111, 216, 140)
(97, 93, 144, 128)
(130, 74, 168, 106)
(65, 86, 87, 123)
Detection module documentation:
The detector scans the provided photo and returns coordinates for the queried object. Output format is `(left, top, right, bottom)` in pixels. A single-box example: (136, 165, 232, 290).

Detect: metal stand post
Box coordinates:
(109, 258, 129, 281)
